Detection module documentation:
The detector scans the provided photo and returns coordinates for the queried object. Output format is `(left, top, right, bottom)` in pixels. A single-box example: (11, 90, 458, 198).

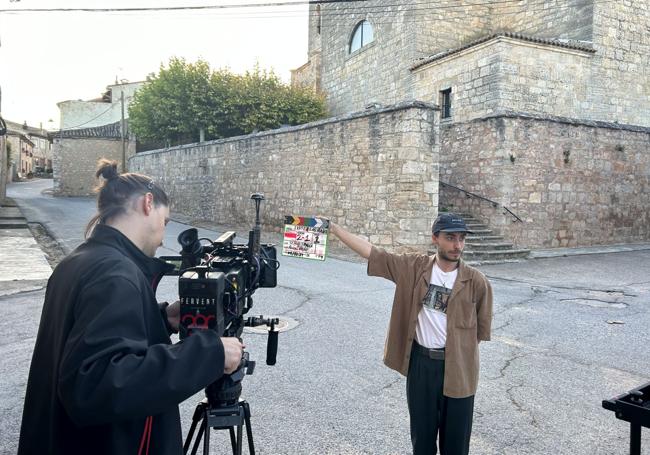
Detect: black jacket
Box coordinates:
(18, 224, 225, 455)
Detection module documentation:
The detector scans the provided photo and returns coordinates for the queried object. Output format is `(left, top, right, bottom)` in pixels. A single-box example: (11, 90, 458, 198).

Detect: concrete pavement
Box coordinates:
(0, 197, 52, 297)
(2, 178, 650, 455)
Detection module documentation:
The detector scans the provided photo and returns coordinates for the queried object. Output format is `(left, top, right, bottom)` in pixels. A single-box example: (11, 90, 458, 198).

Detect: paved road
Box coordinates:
(2, 179, 649, 454)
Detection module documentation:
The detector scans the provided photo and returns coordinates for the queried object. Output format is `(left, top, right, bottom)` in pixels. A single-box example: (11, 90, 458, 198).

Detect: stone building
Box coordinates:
(52, 81, 141, 196)
(291, 0, 650, 250)
(4, 120, 52, 180)
(0, 37, 6, 199)
(294, 0, 648, 126)
(51, 121, 135, 196)
(5, 127, 34, 180)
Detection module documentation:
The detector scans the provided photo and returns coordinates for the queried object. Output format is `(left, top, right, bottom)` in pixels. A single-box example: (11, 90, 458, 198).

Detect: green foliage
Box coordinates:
(129, 59, 327, 148)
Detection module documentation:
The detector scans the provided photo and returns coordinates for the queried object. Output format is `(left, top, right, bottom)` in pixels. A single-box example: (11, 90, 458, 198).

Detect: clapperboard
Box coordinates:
(282, 216, 330, 261)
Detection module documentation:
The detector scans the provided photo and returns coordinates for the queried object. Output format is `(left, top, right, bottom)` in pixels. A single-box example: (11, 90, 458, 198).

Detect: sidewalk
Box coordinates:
(0, 198, 52, 296)
(530, 242, 650, 258)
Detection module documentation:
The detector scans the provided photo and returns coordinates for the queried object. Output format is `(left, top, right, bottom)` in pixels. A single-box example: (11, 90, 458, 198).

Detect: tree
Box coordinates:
(129, 58, 212, 146)
(129, 59, 327, 149)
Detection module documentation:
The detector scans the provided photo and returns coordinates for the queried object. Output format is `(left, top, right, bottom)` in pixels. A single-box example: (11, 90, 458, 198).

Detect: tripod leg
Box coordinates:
(229, 427, 237, 455)
(202, 418, 210, 455)
(185, 402, 207, 455)
(190, 418, 206, 455)
(236, 423, 243, 455)
(242, 401, 255, 455)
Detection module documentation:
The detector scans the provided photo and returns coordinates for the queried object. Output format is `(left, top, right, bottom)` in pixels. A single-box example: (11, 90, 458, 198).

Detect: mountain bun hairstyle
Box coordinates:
(85, 158, 169, 237)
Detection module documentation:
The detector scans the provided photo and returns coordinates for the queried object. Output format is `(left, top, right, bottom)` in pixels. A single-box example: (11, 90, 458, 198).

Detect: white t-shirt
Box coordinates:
(415, 263, 458, 349)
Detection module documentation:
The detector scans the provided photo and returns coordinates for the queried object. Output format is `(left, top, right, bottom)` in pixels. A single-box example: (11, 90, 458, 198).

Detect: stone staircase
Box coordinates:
(433, 213, 530, 266)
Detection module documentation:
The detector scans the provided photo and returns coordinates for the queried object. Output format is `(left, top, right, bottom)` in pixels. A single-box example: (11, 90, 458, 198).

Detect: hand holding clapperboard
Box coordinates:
(282, 216, 330, 261)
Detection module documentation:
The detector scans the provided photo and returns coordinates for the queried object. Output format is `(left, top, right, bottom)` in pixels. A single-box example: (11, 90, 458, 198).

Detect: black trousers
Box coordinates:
(406, 343, 475, 455)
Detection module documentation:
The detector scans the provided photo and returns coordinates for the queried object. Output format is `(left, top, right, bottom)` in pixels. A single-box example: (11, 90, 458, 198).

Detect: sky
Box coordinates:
(0, 0, 310, 129)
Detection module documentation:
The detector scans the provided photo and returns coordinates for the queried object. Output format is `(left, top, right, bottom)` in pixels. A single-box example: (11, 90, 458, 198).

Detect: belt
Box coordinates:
(413, 341, 445, 360)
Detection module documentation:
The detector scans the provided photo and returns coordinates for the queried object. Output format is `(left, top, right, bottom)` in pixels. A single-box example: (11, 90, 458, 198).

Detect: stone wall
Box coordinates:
(590, 0, 650, 126)
(130, 102, 440, 253)
(315, 1, 420, 116)
(493, 0, 593, 41)
(52, 137, 135, 196)
(439, 114, 650, 248)
(290, 54, 321, 93)
(413, 37, 595, 123)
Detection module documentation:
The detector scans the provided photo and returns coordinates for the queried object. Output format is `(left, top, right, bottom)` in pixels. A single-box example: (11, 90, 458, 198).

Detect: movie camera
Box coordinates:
(161, 193, 280, 454)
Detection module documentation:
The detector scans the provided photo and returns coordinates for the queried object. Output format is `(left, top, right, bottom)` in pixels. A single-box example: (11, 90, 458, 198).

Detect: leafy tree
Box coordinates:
(129, 59, 327, 149)
(129, 58, 212, 146)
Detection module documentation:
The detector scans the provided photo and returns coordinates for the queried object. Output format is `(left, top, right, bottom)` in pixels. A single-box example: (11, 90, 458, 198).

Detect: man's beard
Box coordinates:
(438, 249, 462, 262)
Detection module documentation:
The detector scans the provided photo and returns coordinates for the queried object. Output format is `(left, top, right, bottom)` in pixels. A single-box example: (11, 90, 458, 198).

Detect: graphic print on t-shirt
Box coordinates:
(422, 283, 452, 313)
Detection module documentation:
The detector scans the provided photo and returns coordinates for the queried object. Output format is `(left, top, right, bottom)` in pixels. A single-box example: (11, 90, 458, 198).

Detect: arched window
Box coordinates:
(349, 20, 374, 53)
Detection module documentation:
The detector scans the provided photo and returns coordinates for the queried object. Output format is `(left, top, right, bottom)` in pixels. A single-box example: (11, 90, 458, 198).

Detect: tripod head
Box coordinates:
(205, 316, 279, 408)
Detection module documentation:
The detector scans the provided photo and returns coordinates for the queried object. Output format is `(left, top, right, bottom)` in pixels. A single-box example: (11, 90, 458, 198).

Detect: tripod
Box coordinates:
(182, 317, 278, 455)
(184, 398, 255, 455)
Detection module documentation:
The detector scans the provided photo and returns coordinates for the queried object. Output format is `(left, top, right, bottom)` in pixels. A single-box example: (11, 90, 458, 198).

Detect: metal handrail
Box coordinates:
(440, 181, 522, 223)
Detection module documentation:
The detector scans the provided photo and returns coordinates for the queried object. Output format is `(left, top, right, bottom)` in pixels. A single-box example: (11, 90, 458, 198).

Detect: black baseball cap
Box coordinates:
(432, 213, 473, 234)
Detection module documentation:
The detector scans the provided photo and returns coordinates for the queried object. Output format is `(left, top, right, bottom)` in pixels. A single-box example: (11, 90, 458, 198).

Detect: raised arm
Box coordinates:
(329, 222, 372, 259)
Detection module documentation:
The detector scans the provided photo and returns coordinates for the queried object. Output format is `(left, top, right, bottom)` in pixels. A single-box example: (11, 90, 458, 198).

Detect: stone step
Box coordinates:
(465, 228, 493, 235)
(465, 242, 514, 251)
(466, 235, 504, 241)
(462, 249, 531, 261)
(0, 207, 23, 217)
(0, 222, 29, 229)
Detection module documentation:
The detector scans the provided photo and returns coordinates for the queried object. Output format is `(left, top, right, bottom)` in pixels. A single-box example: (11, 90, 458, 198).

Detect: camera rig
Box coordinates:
(160, 193, 279, 406)
(161, 194, 280, 455)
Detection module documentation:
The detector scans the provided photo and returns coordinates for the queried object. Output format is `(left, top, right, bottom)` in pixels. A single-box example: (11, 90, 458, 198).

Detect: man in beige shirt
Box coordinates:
(330, 213, 493, 455)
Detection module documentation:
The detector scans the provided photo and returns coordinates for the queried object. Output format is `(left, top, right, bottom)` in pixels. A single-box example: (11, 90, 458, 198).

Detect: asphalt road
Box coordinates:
(2, 179, 649, 454)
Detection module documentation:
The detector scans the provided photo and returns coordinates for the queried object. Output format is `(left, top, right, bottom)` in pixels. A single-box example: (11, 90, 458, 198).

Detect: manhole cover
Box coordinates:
(244, 316, 299, 334)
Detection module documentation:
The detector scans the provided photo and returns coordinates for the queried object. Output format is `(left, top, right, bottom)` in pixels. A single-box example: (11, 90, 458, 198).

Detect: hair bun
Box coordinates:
(96, 159, 119, 181)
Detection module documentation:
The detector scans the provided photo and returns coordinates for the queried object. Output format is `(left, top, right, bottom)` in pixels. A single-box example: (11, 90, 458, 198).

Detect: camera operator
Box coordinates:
(329, 214, 493, 455)
(18, 159, 244, 455)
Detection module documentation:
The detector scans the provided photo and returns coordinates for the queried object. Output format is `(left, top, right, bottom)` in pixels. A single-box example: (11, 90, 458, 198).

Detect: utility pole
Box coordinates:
(120, 91, 126, 172)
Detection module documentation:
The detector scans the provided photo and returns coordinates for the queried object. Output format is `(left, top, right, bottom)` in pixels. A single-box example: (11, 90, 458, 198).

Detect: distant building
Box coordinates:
(0, 37, 6, 199)
(51, 81, 141, 196)
(4, 120, 52, 180)
(57, 81, 145, 130)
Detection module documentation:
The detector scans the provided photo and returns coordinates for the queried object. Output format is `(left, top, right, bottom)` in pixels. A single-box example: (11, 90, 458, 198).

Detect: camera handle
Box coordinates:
(245, 316, 280, 366)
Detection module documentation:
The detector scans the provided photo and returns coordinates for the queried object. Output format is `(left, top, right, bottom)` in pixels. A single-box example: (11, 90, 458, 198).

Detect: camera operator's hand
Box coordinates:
(165, 300, 180, 332)
(221, 337, 245, 374)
